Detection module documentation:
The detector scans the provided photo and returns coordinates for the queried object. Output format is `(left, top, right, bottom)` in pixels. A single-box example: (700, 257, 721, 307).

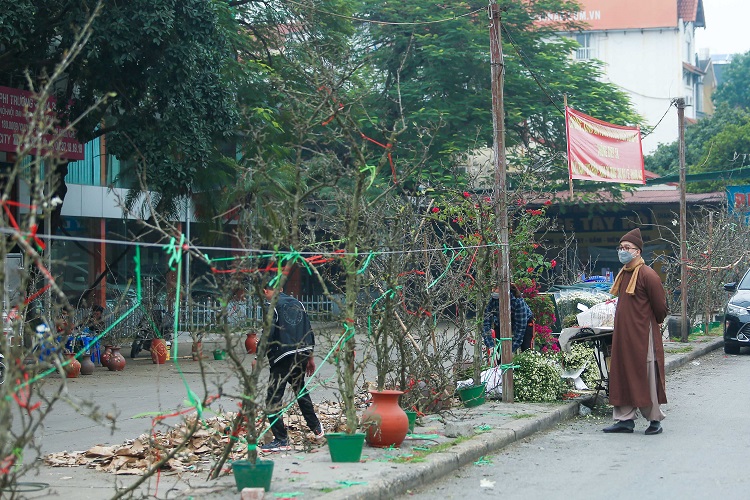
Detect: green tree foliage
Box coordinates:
(647, 105, 750, 173)
(355, 0, 642, 192)
(0, 0, 240, 214)
(714, 50, 750, 110)
(645, 51, 750, 192)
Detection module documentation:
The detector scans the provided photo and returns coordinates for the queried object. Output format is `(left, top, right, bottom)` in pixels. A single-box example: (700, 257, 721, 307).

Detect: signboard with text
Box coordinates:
(566, 106, 645, 185)
(0, 86, 84, 160)
(727, 185, 750, 222)
(539, 0, 678, 31)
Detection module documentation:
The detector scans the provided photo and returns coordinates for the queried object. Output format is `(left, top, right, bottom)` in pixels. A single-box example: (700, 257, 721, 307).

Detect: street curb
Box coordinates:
(664, 337, 724, 374)
(322, 401, 581, 500)
(322, 337, 724, 500)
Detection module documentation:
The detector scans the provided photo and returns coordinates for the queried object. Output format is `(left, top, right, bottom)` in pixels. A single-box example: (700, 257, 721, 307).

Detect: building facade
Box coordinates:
(559, 0, 706, 154)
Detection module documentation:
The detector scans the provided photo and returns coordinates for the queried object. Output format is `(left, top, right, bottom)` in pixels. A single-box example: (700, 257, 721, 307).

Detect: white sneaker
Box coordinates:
(312, 424, 325, 440)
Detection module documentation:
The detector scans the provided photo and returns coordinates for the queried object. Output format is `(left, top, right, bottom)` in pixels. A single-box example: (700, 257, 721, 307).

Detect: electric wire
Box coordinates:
(641, 101, 676, 138)
(501, 23, 565, 116)
(279, 0, 485, 27)
(0, 226, 505, 257)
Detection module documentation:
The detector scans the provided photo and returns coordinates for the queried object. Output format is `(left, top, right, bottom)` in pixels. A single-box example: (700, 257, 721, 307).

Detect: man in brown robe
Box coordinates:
(603, 228, 668, 435)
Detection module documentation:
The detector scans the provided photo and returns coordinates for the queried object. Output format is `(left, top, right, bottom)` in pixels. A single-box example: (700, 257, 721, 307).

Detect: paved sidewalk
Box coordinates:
(25, 335, 723, 500)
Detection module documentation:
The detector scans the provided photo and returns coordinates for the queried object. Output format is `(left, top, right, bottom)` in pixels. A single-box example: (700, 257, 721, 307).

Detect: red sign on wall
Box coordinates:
(0, 86, 84, 161)
(565, 106, 645, 185)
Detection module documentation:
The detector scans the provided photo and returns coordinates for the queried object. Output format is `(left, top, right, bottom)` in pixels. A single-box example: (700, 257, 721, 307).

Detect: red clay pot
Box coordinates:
(361, 390, 409, 448)
(108, 347, 126, 371)
(101, 345, 114, 368)
(245, 332, 258, 354)
(64, 353, 81, 378)
(151, 338, 168, 364)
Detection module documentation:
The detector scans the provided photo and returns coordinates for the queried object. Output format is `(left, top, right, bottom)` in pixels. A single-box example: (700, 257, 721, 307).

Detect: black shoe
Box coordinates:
(645, 421, 663, 435)
(602, 420, 635, 433)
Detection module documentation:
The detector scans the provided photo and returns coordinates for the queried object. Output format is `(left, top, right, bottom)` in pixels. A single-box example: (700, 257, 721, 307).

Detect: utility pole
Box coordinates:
(489, 0, 513, 402)
(676, 97, 689, 342)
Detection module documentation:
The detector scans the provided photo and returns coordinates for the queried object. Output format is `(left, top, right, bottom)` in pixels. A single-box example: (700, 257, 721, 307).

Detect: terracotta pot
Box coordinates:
(151, 338, 168, 364)
(244, 332, 258, 354)
(191, 341, 203, 360)
(64, 353, 81, 378)
(101, 345, 114, 368)
(361, 390, 409, 448)
(80, 352, 96, 375)
(108, 347, 126, 371)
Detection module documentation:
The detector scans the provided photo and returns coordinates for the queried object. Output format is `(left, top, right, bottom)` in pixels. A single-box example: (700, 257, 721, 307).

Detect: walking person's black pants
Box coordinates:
(266, 354, 321, 441)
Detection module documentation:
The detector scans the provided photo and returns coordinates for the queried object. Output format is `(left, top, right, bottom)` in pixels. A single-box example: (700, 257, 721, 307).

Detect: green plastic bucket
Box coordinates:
(232, 459, 274, 492)
(405, 410, 417, 433)
(326, 432, 366, 462)
(213, 349, 226, 360)
(457, 383, 486, 408)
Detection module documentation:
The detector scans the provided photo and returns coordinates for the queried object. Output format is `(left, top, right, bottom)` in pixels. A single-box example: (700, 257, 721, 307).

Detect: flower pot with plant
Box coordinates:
(360, 276, 409, 448)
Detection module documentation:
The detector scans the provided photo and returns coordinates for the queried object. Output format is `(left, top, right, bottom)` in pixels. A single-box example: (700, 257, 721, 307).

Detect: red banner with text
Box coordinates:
(565, 106, 645, 185)
(0, 86, 84, 161)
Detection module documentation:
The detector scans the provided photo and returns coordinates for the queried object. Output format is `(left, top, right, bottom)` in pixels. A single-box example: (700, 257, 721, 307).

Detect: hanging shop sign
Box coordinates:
(0, 86, 84, 161)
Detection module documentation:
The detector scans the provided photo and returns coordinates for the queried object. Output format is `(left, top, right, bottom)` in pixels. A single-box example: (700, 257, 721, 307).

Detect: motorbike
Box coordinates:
(130, 308, 173, 359)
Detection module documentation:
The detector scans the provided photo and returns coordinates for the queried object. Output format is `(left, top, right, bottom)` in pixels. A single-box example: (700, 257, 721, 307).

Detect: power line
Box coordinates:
(280, 0, 485, 27)
(501, 23, 565, 116)
(641, 101, 675, 138)
(0, 226, 503, 257)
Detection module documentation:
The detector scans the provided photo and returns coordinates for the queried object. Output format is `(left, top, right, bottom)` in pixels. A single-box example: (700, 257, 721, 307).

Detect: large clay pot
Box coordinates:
(64, 353, 81, 378)
(151, 338, 168, 364)
(80, 352, 96, 375)
(361, 390, 409, 448)
(101, 345, 114, 368)
(244, 332, 258, 354)
(108, 347, 126, 371)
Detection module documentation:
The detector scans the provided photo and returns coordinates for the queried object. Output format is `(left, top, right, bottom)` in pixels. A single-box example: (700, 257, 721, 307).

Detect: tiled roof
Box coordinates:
(543, 186, 724, 205)
(678, 0, 705, 26)
(683, 61, 705, 75)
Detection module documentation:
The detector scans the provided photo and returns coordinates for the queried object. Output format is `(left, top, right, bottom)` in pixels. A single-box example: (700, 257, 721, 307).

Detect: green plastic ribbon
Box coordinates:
(336, 480, 368, 487)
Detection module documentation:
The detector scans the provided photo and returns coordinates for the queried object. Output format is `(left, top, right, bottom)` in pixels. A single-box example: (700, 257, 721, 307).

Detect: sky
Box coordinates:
(695, 0, 750, 56)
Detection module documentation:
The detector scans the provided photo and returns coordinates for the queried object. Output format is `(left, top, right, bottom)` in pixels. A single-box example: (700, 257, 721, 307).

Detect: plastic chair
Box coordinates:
(69, 329, 102, 365)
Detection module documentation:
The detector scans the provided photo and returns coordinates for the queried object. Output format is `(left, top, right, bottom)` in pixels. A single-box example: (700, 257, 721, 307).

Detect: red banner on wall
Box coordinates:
(565, 106, 645, 185)
(0, 86, 84, 161)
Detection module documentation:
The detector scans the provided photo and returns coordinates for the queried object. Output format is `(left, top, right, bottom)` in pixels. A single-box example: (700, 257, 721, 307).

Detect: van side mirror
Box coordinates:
(724, 282, 737, 292)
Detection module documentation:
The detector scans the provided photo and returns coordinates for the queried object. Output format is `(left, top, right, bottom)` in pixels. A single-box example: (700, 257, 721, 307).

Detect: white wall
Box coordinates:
(589, 28, 689, 154)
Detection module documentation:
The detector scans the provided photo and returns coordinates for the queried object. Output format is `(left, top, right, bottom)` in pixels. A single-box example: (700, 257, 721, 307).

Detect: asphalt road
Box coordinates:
(400, 348, 750, 500)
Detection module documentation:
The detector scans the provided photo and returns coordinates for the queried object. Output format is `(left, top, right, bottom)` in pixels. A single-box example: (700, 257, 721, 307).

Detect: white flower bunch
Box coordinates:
(513, 350, 566, 402)
(555, 290, 612, 319)
(560, 343, 599, 388)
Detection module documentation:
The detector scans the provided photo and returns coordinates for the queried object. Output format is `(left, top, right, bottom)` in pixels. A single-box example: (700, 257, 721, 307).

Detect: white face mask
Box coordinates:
(618, 249, 635, 264)
(490, 292, 500, 299)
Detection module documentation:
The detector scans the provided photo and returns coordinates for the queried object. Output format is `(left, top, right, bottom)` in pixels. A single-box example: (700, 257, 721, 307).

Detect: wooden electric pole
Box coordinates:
(676, 97, 689, 342)
(489, 0, 513, 402)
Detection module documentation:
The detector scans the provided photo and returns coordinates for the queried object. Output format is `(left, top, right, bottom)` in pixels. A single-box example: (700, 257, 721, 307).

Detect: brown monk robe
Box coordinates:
(603, 228, 668, 435)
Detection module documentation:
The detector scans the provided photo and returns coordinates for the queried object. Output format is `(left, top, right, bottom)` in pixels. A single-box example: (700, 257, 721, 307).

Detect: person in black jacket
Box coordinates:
(261, 284, 324, 452)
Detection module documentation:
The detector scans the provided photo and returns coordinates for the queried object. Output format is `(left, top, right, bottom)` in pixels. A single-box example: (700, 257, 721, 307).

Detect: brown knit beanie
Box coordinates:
(619, 228, 643, 251)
